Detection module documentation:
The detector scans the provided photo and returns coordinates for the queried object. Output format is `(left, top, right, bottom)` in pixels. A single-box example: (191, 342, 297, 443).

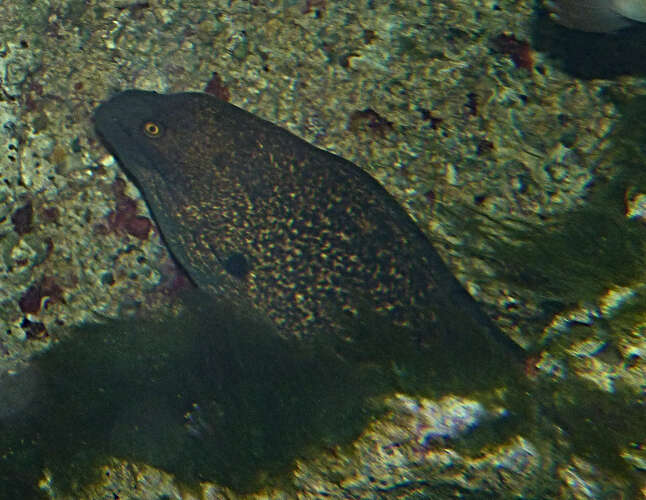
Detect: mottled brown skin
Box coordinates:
(94, 90, 523, 361)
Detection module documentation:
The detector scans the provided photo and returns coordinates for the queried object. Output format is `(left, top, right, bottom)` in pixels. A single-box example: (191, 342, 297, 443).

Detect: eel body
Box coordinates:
(94, 90, 523, 362)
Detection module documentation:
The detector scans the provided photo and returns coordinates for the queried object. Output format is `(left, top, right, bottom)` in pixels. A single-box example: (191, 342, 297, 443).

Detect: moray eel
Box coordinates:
(94, 90, 524, 365)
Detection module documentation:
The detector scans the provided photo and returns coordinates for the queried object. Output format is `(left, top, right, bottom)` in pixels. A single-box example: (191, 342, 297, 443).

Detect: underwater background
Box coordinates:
(0, 0, 644, 498)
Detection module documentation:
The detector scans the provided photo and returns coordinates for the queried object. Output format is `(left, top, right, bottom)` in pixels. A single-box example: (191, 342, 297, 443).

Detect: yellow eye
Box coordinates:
(143, 121, 162, 137)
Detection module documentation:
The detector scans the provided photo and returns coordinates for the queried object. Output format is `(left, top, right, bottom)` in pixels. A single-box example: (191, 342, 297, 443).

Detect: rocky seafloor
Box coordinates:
(0, 0, 644, 498)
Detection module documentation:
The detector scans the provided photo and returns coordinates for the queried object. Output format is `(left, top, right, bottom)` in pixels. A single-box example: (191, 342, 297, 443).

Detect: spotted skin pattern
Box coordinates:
(94, 90, 523, 364)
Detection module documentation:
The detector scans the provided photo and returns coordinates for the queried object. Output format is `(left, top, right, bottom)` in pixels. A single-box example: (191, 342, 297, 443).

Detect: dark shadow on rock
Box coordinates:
(0, 289, 525, 498)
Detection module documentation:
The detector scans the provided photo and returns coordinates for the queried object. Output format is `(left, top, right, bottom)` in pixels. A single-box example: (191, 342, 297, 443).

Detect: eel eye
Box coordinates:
(143, 121, 162, 138)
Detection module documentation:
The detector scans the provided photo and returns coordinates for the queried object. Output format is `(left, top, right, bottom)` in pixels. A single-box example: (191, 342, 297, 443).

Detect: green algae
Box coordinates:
(604, 287, 646, 340)
(0, 291, 388, 497)
(432, 93, 646, 496)
(0, 283, 530, 498)
(439, 95, 646, 337)
(537, 377, 644, 496)
(443, 188, 646, 318)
